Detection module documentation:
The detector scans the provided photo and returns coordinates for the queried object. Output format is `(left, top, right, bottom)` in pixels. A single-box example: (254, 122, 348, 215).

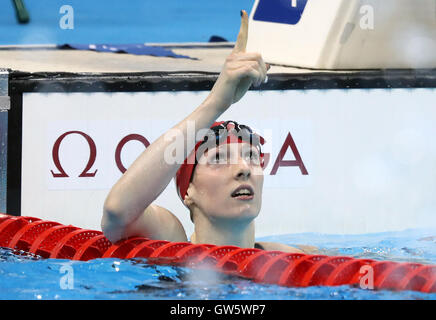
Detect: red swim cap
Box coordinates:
(175, 121, 265, 205)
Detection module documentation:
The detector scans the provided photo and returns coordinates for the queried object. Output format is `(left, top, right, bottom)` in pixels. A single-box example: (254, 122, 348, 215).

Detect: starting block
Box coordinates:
(247, 0, 436, 69)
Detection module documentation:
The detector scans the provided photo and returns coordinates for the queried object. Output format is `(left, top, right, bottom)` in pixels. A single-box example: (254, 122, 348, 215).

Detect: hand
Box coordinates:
(208, 10, 270, 109)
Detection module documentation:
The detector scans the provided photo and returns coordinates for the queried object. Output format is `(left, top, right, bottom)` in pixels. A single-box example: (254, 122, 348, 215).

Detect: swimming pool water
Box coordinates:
(1, 229, 435, 300)
(0, 0, 253, 45)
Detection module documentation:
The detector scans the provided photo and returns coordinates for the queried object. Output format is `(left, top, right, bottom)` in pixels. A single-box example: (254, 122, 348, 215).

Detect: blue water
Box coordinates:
(0, 0, 253, 45)
(1, 229, 436, 300)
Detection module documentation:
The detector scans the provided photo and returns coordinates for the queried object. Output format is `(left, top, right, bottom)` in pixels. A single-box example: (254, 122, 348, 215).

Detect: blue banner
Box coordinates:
(253, 0, 308, 25)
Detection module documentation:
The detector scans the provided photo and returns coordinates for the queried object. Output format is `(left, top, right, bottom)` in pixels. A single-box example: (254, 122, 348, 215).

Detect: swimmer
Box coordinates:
(102, 11, 316, 254)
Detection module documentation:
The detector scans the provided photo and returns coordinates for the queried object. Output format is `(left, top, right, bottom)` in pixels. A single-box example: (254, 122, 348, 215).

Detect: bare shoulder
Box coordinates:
(125, 204, 188, 242)
(256, 242, 318, 254)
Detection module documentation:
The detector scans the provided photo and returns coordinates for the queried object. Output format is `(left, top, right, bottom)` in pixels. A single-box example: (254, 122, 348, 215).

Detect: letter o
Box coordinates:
(115, 134, 150, 173)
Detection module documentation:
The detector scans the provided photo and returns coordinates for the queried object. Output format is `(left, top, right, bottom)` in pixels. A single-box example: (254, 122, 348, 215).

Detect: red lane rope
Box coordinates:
(29, 225, 79, 258)
(73, 234, 111, 261)
(9, 220, 60, 252)
(50, 229, 103, 259)
(0, 214, 435, 293)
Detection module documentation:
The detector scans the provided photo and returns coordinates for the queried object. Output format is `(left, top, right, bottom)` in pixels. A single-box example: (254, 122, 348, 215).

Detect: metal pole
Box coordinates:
(0, 69, 10, 213)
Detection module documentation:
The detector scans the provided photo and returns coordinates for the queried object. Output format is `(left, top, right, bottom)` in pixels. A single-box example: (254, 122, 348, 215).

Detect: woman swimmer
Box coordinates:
(101, 11, 315, 253)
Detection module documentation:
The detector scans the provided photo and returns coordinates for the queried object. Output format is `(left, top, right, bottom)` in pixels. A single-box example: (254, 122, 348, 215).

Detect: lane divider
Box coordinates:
(0, 215, 434, 293)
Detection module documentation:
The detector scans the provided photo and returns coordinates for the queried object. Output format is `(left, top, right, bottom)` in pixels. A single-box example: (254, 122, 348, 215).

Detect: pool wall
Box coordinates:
(4, 68, 436, 237)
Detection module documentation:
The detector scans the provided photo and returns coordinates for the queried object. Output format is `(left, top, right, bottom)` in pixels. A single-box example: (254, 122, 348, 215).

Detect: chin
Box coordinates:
(206, 200, 261, 222)
(226, 205, 260, 221)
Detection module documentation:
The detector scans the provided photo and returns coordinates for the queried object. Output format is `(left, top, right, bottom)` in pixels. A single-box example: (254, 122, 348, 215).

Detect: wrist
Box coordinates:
(203, 91, 231, 114)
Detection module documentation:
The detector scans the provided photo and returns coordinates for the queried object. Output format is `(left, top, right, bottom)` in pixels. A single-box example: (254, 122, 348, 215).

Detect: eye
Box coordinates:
(244, 149, 260, 164)
(210, 151, 227, 164)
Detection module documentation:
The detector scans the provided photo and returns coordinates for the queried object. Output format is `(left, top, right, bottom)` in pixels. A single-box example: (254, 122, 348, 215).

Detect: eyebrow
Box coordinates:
(207, 144, 260, 156)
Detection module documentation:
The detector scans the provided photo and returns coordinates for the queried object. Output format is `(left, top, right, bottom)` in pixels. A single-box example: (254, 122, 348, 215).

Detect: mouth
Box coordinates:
(231, 185, 254, 200)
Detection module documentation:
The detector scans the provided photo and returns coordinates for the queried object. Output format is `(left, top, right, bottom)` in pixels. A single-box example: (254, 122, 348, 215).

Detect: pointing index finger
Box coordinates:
(233, 10, 248, 53)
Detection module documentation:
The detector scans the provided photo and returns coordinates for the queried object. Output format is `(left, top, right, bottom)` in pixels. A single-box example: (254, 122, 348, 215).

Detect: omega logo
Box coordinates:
(50, 131, 307, 178)
(51, 131, 98, 178)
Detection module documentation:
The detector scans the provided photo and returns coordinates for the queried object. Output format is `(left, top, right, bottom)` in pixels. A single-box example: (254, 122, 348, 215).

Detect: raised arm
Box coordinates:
(101, 11, 269, 242)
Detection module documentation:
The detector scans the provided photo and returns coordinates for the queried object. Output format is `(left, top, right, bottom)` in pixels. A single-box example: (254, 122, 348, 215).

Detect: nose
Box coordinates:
(234, 156, 251, 180)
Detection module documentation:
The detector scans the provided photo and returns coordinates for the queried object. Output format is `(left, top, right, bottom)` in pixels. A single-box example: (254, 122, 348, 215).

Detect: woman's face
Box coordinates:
(187, 142, 264, 223)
